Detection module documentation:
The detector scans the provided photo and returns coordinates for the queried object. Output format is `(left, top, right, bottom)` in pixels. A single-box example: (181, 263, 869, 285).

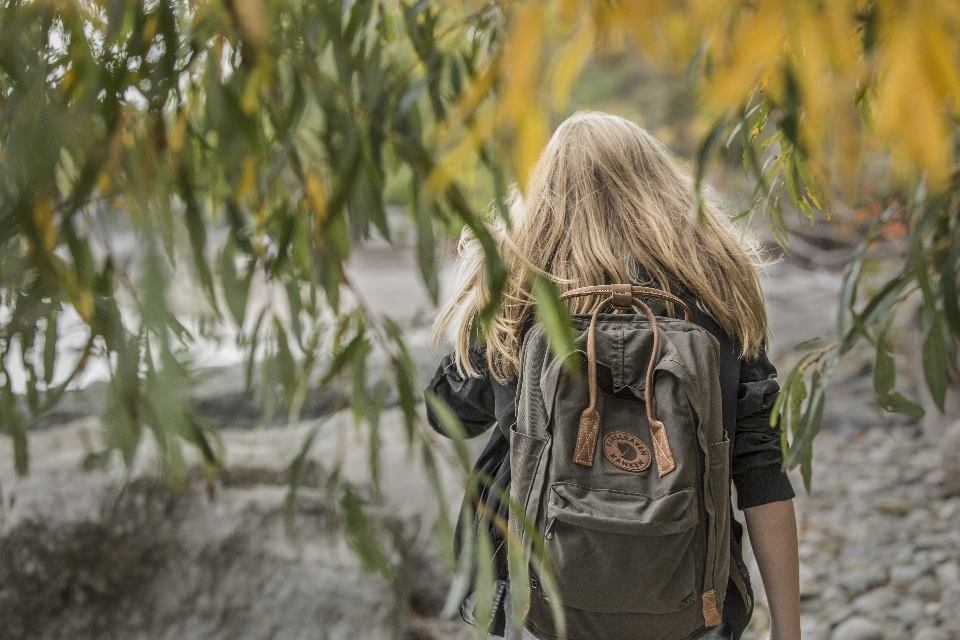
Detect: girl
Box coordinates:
(427, 112, 801, 640)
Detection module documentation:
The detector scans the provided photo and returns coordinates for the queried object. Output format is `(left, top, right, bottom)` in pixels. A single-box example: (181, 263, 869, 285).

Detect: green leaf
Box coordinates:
(0, 383, 28, 475)
(218, 239, 253, 327)
(873, 333, 896, 399)
(853, 275, 910, 340)
(922, 311, 948, 412)
(788, 373, 807, 442)
(423, 391, 472, 471)
(941, 234, 960, 340)
(413, 186, 439, 303)
(799, 441, 813, 494)
(261, 351, 280, 427)
(179, 170, 217, 309)
(471, 524, 496, 636)
(784, 369, 824, 471)
(441, 505, 477, 619)
(420, 439, 456, 567)
(43, 307, 58, 386)
(887, 392, 925, 419)
(341, 485, 392, 578)
(285, 419, 325, 531)
(532, 275, 576, 373)
(383, 318, 418, 442)
(837, 206, 897, 337)
(320, 333, 368, 387)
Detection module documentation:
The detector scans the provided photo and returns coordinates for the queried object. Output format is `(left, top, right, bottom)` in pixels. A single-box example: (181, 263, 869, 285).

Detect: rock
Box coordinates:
(0, 478, 407, 640)
(913, 628, 949, 640)
(908, 575, 941, 602)
(831, 617, 884, 640)
(852, 587, 897, 615)
(801, 614, 828, 639)
(839, 566, 888, 596)
(890, 564, 926, 587)
(942, 420, 960, 498)
(941, 584, 960, 616)
(0, 409, 464, 640)
(890, 598, 924, 627)
(935, 561, 960, 590)
(874, 497, 912, 517)
(942, 617, 960, 634)
(825, 605, 856, 628)
(799, 561, 821, 598)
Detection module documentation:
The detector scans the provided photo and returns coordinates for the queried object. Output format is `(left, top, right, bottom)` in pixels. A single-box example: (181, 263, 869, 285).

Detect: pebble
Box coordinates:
(913, 629, 950, 640)
(838, 566, 888, 596)
(851, 586, 897, 614)
(799, 562, 821, 598)
(935, 562, 959, 589)
(831, 617, 884, 640)
(874, 496, 912, 516)
(890, 598, 925, 627)
(890, 564, 927, 586)
(908, 574, 941, 602)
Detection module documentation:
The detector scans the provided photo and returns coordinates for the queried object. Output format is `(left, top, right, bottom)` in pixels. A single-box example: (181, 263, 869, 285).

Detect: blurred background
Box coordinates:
(1, 2, 959, 640)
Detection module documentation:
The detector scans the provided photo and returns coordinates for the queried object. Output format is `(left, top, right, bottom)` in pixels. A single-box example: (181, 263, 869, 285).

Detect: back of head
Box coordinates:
(435, 111, 768, 381)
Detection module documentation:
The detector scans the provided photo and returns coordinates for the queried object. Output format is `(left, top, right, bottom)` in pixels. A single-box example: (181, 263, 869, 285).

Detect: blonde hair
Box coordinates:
(434, 111, 769, 382)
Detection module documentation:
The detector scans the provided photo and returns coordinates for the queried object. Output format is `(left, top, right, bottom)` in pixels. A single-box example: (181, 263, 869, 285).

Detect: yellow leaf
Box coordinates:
(704, 3, 787, 111)
(500, 3, 545, 117)
(235, 156, 257, 200)
(241, 64, 273, 114)
(74, 290, 95, 325)
(452, 61, 497, 120)
(804, 185, 823, 212)
(169, 111, 188, 154)
(304, 173, 328, 246)
(558, 0, 584, 27)
(32, 195, 56, 252)
(835, 106, 862, 194)
(97, 172, 112, 194)
(550, 22, 594, 109)
(873, 21, 951, 189)
(512, 109, 549, 193)
(233, 0, 269, 47)
(919, 13, 960, 104)
(427, 110, 495, 195)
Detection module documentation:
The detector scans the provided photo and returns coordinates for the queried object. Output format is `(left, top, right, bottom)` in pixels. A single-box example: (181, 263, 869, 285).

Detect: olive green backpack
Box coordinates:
(509, 284, 730, 640)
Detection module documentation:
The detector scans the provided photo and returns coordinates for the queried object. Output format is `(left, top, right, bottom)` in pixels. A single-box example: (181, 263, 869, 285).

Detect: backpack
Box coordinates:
(508, 284, 730, 640)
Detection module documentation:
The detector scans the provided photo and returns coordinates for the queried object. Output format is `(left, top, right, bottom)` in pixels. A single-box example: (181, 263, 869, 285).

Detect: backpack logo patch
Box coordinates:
(602, 431, 651, 472)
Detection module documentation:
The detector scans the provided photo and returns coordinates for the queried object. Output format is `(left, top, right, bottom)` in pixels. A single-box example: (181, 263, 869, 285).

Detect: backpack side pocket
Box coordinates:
(702, 437, 731, 623)
(509, 426, 549, 548)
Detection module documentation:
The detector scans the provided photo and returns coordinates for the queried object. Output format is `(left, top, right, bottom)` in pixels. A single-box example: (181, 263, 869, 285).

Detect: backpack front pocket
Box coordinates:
(542, 484, 699, 614)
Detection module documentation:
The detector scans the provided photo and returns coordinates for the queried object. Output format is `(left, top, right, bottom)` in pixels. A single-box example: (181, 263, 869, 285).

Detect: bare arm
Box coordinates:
(744, 498, 801, 640)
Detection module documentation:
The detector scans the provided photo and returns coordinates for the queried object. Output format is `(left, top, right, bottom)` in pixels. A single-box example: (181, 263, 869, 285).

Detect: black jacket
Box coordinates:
(425, 295, 795, 638)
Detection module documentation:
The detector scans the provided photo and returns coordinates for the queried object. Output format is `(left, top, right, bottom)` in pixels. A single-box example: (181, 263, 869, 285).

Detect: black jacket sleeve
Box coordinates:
(731, 347, 796, 509)
(425, 346, 497, 439)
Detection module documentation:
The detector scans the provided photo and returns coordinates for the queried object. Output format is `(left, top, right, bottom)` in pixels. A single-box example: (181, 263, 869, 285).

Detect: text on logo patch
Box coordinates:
(602, 431, 652, 472)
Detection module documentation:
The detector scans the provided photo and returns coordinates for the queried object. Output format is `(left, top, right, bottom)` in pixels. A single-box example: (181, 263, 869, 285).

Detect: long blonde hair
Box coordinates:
(434, 111, 769, 381)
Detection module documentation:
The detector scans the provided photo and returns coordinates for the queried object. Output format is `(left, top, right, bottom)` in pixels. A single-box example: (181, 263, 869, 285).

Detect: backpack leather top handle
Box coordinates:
(561, 284, 679, 476)
(559, 284, 692, 321)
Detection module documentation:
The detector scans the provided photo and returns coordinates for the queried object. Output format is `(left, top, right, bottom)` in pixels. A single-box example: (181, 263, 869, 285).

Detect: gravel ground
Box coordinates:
(738, 424, 960, 640)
